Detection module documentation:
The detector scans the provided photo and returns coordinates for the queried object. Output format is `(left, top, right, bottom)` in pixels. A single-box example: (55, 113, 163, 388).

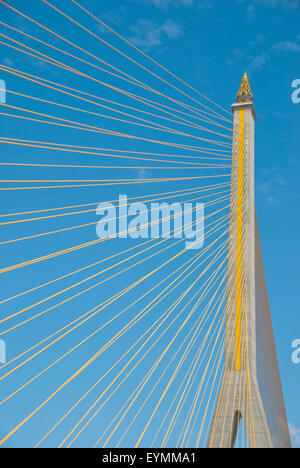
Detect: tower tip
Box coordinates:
(236, 73, 253, 103)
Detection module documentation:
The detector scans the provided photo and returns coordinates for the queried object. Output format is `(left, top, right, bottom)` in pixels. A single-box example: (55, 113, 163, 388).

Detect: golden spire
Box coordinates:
(236, 73, 253, 103)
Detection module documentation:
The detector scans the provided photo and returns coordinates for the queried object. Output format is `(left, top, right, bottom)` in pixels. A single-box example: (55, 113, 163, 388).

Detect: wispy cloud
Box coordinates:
(133, 0, 194, 9)
(289, 423, 300, 447)
(248, 53, 269, 71)
(257, 165, 288, 205)
(130, 19, 184, 51)
(2, 58, 14, 67)
(245, 4, 256, 22)
(273, 41, 300, 52)
(237, 0, 299, 22)
(19, 55, 61, 77)
(227, 12, 300, 73)
(136, 168, 149, 180)
(253, 0, 299, 10)
(248, 34, 266, 48)
(95, 7, 126, 33)
(226, 48, 270, 73)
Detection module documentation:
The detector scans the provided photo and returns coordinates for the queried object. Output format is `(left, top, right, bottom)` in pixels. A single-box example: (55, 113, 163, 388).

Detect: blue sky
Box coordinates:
(0, 0, 299, 448)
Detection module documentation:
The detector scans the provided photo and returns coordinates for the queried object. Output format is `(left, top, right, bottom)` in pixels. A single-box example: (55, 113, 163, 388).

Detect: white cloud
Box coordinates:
(289, 423, 300, 447)
(96, 9, 126, 34)
(130, 19, 184, 51)
(134, 0, 193, 8)
(136, 168, 148, 179)
(98, 9, 125, 26)
(248, 34, 266, 47)
(254, 0, 299, 9)
(237, 0, 299, 16)
(257, 165, 288, 205)
(3, 58, 14, 67)
(246, 4, 256, 22)
(248, 53, 269, 71)
(226, 48, 269, 73)
(273, 41, 300, 52)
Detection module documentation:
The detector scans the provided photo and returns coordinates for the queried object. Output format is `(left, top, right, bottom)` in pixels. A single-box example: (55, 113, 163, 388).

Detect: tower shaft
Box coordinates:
(207, 75, 291, 448)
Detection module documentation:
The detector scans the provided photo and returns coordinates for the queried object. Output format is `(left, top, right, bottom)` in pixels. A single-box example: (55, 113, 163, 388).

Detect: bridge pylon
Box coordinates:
(207, 74, 291, 448)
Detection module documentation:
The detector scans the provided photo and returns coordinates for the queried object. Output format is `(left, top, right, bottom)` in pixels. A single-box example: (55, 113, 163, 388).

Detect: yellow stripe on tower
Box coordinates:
(235, 107, 245, 371)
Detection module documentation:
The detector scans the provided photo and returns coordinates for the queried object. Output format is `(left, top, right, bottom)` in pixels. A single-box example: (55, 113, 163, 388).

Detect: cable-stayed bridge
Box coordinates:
(0, 0, 291, 448)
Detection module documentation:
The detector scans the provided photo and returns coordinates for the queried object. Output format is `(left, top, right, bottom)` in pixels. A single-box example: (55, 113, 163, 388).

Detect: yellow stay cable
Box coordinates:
(160, 270, 232, 448)
(174, 292, 229, 448)
(1, 84, 232, 143)
(1, 0, 230, 125)
(1, 236, 223, 389)
(0, 15, 155, 92)
(0, 176, 229, 184)
(0, 64, 233, 133)
(154, 175, 237, 447)
(0, 196, 226, 280)
(206, 152, 239, 447)
(0, 178, 229, 191)
(34, 237, 227, 447)
(0, 34, 227, 129)
(0, 222, 229, 447)
(0, 201, 229, 276)
(113, 318, 213, 448)
(0, 161, 230, 170)
(72, 0, 232, 119)
(1, 216, 226, 346)
(0, 199, 223, 324)
(179, 308, 227, 447)
(204, 302, 240, 446)
(208, 276, 241, 446)
(65, 245, 229, 448)
(116, 287, 227, 449)
(235, 271, 249, 448)
(48, 0, 232, 122)
(1, 225, 230, 394)
(220, 231, 249, 448)
(0, 101, 231, 150)
(2, 237, 225, 410)
(182, 246, 244, 447)
(0, 192, 230, 246)
(96, 245, 230, 448)
(196, 285, 243, 447)
(41, 0, 233, 123)
(1, 77, 232, 142)
(195, 249, 245, 447)
(147, 282, 228, 448)
(80, 301, 226, 449)
(0, 184, 230, 226)
(0, 191, 229, 325)
(0, 210, 229, 335)
(0, 137, 232, 163)
(101, 253, 230, 448)
(213, 248, 247, 448)
(191, 336, 226, 447)
(0, 28, 161, 96)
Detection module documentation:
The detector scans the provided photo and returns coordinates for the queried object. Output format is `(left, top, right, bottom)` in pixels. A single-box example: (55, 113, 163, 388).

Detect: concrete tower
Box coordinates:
(207, 75, 291, 448)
